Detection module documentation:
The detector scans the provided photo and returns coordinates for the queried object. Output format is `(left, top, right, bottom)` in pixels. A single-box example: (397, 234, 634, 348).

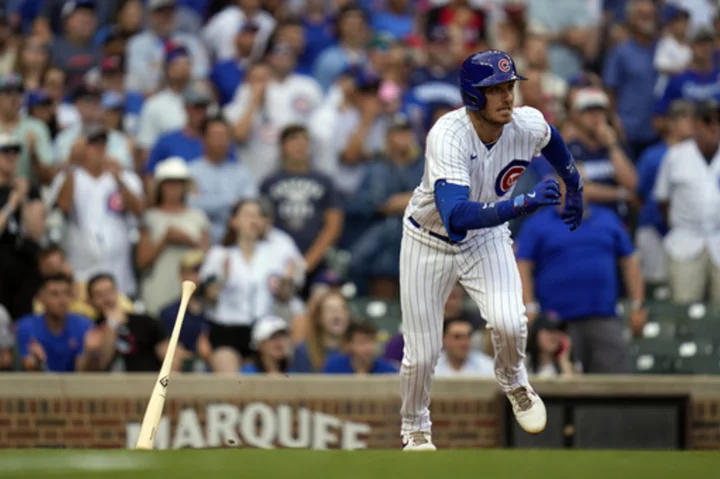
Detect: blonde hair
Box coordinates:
(306, 290, 348, 372)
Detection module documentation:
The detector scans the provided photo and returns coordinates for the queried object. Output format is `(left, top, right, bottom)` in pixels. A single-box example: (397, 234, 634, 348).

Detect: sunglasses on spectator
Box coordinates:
(0, 87, 24, 95)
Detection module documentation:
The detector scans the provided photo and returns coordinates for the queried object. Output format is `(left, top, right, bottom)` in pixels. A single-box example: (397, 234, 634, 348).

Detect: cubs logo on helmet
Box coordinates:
(495, 159, 530, 197)
(498, 58, 511, 72)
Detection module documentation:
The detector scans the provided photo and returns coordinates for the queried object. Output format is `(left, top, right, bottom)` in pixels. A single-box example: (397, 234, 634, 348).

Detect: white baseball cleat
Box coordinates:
(507, 386, 547, 434)
(402, 431, 437, 451)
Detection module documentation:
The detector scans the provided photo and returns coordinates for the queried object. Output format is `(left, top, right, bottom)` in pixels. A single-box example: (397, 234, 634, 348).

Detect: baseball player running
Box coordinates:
(400, 50, 584, 451)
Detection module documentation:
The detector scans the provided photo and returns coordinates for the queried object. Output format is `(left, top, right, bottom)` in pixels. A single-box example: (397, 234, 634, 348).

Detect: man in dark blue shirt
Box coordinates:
(516, 180, 646, 373)
(261, 125, 343, 280)
(323, 322, 397, 374)
(635, 100, 693, 284)
(567, 88, 637, 220)
(345, 115, 424, 296)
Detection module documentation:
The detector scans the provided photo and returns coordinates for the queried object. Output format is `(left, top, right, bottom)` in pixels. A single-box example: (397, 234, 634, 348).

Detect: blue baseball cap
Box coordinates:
(164, 42, 190, 65)
(61, 0, 95, 19)
(661, 4, 689, 25)
(26, 90, 52, 108)
(101, 91, 124, 111)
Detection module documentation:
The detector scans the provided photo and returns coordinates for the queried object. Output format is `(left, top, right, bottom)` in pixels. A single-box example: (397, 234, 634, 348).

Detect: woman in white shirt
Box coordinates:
(201, 199, 295, 373)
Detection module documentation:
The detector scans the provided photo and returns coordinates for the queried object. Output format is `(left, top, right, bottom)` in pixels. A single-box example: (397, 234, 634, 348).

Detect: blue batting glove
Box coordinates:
(561, 176, 584, 231)
(513, 178, 561, 215)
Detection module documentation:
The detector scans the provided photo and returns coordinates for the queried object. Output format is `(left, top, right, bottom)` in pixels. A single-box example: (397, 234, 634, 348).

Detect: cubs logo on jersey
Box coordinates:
(107, 191, 125, 213)
(495, 159, 529, 196)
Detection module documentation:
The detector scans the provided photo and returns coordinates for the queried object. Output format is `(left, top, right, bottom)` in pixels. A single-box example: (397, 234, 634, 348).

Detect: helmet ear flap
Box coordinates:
(461, 87, 485, 111)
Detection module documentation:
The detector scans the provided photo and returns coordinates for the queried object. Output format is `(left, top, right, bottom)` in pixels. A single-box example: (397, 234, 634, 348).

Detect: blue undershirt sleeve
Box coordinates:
(434, 180, 523, 240)
(541, 125, 581, 189)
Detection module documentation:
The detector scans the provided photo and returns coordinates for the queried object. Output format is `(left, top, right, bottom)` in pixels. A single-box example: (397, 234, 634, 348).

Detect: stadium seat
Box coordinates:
(673, 355, 720, 375)
(641, 320, 676, 339)
(629, 337, 679, 357)
(676, 320, 720, 342)
(630, 353, 674, 374)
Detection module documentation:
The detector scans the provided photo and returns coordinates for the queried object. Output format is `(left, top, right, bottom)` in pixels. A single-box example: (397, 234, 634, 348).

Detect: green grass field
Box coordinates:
(0, 449, 718, 479)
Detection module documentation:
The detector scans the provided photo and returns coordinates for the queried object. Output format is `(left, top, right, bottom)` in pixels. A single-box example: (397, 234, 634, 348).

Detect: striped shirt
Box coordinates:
(405, 106, 551, 241)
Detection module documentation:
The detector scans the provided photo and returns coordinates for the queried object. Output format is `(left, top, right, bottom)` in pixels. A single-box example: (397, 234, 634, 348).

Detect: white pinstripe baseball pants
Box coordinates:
(399, 220, 529, 435)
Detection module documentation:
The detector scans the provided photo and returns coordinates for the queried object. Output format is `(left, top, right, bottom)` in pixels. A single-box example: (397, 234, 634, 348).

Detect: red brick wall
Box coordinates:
(0, 397, 500, 449)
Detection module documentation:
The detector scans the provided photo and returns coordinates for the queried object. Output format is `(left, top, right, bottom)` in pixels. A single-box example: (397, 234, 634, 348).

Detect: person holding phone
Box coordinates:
(526, 314, 576, 377)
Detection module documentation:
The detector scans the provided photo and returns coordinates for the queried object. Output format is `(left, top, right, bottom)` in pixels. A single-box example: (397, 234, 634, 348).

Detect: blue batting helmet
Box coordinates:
(459, 50, 526, 111)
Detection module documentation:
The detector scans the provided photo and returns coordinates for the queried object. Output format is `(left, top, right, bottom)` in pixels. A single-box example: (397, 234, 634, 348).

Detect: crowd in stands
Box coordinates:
(0, 0, 717, 377)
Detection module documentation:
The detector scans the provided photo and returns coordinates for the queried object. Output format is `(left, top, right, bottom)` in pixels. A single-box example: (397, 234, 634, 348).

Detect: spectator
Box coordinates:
(15, 274, 107, 372)
(101, 91, 126, 134)
(654, 28, 720, 119)
(272, 18, 312, 76)
(93, 0, 144, 46)
(0, 73, 54, 184)
(0, 15, 17, 76)
(34, 0, 118, 42)
(200, 199, 295, 372)
(654, 4, 692, 75)
(135, 44, 194, 155)
(54, 83, 134, 170)
(0, 134, 45, 320)
(43, 66, 79, 131)
(314, 70, 387, 200)
(0, 304, 12, 370)
(224, 44, 323, 182)
(209, 22, 258, 107)
(12, 36, 50, 91)
(426, 0, 488, 64)
(602, 0, 659, 159)
(51, 126, 144, 296)
(519, 35, 568, 126)
(202, 0, 276, 63)
(95, 54, 145, 138)
(313, 4, 369, 91)
(636, 100, 694, 285)
(159, 249, 212, 371)
(293, 290, 350, 373)
(145, 84, 212, 178)
(86, 273, 170, 372)
(346, 115, 423, 297)
(408, 26, 462, 111)
(525, 314, 575, 378)
(258, 198, 307, 323)
(372, 0, 414, 40)
(26, 90, 58, 140)
(526, 0, 601, 80)
(653, 99, 720, 303)
(125, 0, 209, 96)
(517, 175, 646, 374)
(567, 88, 638, 219)
(289, 270, 344, 343)
(137, 158, 210, 316)
(188, 116, 257, 244)
(241, 315, 292, 374)
(261, 125, 343, 283)
(434, 317, 494, 378)
(49, 0, 102, 90)
(300, 0, 336, 75)
(323, 321, 398, 374)
(33, 244, 135, 320)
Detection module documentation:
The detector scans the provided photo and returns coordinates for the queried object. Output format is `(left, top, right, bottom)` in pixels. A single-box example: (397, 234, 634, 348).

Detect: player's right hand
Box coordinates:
(518, 178, 561, 214)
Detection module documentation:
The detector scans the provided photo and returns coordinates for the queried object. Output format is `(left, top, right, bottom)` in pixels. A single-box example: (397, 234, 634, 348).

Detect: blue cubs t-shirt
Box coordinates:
(210, 60, 246, 106)
(568, 140, 629, 218)
(655, 68, 720, 115)
(261, 171, 342, 254)
(15, 313, 92, 372)
(516, 206, 634, 321)
(322, 353, 398, 374)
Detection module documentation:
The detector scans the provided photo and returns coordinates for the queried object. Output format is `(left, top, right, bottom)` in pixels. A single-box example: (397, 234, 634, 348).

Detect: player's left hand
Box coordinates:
(562, 177, 584, 231)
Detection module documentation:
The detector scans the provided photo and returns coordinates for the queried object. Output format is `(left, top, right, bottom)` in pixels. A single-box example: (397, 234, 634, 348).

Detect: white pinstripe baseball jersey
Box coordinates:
(405, 106, 551, 239)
